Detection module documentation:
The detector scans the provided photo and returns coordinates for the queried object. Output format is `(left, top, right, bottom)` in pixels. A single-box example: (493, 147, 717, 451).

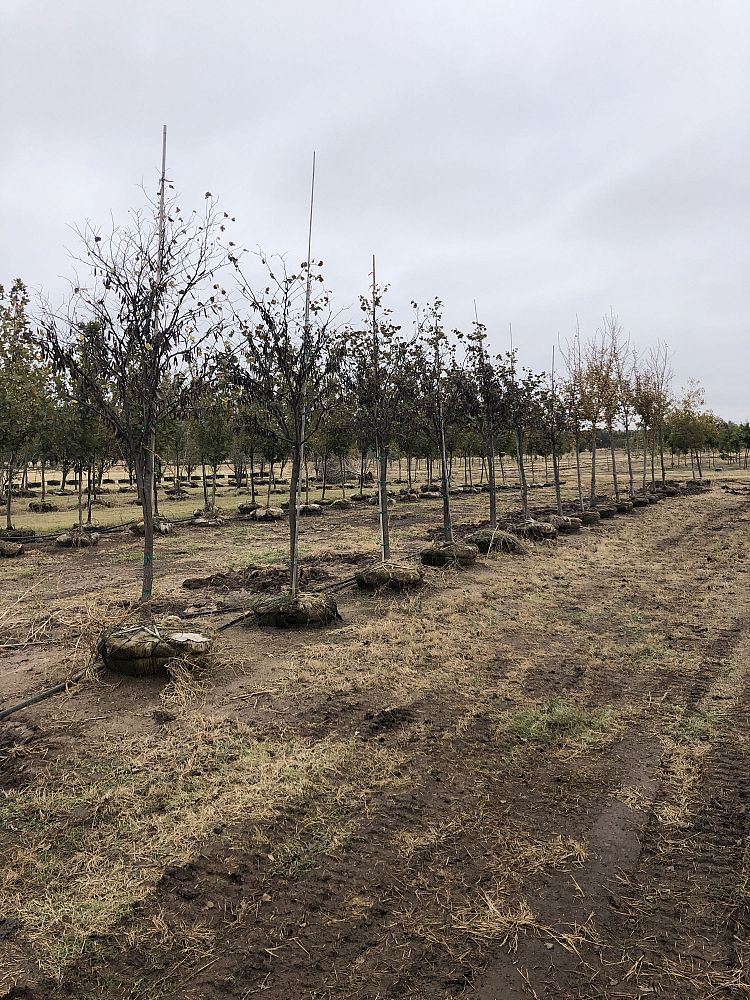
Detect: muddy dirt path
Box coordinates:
(2, 484, 749, 999)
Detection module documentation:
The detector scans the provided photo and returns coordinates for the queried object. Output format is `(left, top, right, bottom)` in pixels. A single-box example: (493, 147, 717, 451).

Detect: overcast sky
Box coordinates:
(3, 0, 748, 418)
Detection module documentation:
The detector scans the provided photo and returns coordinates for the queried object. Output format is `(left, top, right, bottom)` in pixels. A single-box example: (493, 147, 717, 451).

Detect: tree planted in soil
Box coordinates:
(39, 140, 229, 599)
(498, 350, 544, 520)
(411, 299, 462, 542)
(233, 253, 342, 596)
(463, 314, 508, 528)
(344, 261, 411, 561)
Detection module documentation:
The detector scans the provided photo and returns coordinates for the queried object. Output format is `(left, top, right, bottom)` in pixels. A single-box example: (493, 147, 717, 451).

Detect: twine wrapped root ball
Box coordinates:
(56, 531, 100, 548)
(547, 514, 582, 533)
(508, 519, 558, 541)
(300, 503, 325, 516)
(630, 496, 649, 508)
(0, 540, 24, 558)
(251, 507, 285, 522)
(420, 542, 479, 567)
(129, 520, 174, 536)
(598, 505, 618, 518)
(355, 561, 425, 591)
(465, 529, 527, 554)
(580, 510, 601, 525)
(28, 501, 58, 513)
(192, 508, 227, 526)
(237, 501, 260, 517)
(252, 591, 341, 627)
(99, 620, 213, 677)
(329, 498, 353, 510)
(616, 501, 634, 513)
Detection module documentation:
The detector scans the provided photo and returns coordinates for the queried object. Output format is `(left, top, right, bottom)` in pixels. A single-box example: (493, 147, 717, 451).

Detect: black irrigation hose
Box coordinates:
(14, 511, 206, 545)
(0, 673, 86, 721)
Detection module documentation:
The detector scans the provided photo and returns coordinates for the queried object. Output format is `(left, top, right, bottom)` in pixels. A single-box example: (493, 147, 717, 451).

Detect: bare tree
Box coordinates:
(609, 319, 637, 495)
(631, 354, 659, 490)
(344, 260, 411, 562)
(233, 252, 341, 596)
(39, 133, 227, 599)
(649, 341, 673, 483)
(579, 329, 611, 507)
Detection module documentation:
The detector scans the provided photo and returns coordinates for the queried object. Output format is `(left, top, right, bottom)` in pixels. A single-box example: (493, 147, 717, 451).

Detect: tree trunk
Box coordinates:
(139, 434, 156, 601)
(377, 438, 391, 561)
(86, 464, 93, 525)
(41, 461, 46, 501)
(289, 436, 303, 596)
(516, 429, 529, 518)
(650, 434, 656, 485)
(77, 461, 84, 534)
(487, 443, 497, 529)
(659, 429, 666, 483)
(499, 452, 506, 484)
(201, 459, 209, 509)
(340, 457, 346, 499)
(642, 429, 648, 490)
(624, 417, 634, 494)
(249, 447, 256, 502)
(574, 436, 584, 513)
(552, 439, 562, 515)
(5, 459, 14, 530)
(590, 426, 598, 506)
(609, 430, 619, 502)
(437, 411, 453, 543)
(321, 451, 328, 500)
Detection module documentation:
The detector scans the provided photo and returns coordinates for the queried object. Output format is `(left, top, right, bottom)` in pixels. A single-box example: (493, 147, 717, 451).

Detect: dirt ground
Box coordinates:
(1, 463, 749, 999)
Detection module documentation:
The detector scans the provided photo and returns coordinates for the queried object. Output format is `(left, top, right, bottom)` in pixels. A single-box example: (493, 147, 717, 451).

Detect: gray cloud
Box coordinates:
(2, 0, 748, 416)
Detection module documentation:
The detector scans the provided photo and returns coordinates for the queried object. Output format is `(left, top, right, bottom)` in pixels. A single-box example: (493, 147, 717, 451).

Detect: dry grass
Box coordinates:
(0, 716, 403, 983)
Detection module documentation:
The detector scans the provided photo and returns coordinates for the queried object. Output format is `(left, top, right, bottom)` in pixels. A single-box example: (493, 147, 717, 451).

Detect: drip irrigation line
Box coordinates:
(0, 672, 87, 722)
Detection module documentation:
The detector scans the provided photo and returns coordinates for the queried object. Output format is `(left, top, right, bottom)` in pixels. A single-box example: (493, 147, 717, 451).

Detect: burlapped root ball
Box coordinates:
(546, 514, 582, 532)
(420, 542, 479, 567)
(464, 529, 527, 555)
(129, 520, 174, 536)
(252, 591, 341, 627)
(580, 510, 601, 525)
(99, 620, 213, 677)
(355, 561, 425, 591)
(56, 530, 100, 548)
(251, 506, 285, 522)
(0, 540, 24, 558)
(507, 519, 558, 541)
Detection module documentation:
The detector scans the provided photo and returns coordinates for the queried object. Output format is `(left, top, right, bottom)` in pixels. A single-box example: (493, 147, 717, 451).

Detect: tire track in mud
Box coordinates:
(475, 488, 750, 999)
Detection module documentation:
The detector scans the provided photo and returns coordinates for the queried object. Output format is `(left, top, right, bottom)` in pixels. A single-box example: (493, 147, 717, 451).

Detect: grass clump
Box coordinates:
(668, 706, 714, 744)
(496, 699, 612, 746)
